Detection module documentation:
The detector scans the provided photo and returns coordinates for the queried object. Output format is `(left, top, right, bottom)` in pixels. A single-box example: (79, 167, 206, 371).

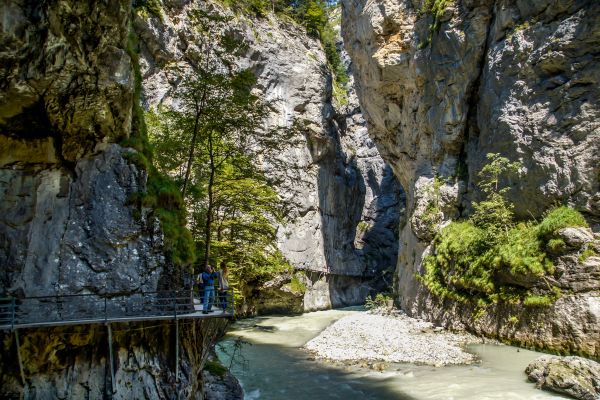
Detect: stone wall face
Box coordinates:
(0, 1, 222, 397)
(342, 0, 599, 357)
(136, 0, 403, 310)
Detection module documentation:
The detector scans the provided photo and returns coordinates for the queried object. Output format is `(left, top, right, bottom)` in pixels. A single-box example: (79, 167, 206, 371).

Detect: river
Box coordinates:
(216, 308, 567, 400)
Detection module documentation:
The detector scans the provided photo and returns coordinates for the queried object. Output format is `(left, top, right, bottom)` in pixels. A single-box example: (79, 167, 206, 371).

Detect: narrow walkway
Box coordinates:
(0, 289, 234, 330)
(0, 289, 235, 395)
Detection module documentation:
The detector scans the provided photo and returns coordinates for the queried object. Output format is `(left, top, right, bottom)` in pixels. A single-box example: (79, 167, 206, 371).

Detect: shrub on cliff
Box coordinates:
(124, 25, 196, 270)
(420, 153, 588, 307)
(537, 206, 588, 240)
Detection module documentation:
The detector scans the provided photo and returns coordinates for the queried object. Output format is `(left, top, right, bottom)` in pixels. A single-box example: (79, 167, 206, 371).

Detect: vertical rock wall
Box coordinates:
(0, 1, 225, 397)
(342, 0, 599, 356)
(136, 0, 404, 311)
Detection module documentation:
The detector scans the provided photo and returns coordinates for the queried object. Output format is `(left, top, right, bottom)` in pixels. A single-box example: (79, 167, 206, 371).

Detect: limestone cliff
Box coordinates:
(135, 0, 403, 311)
(0, 1, 225, 398)
(342, 0, 599, 357)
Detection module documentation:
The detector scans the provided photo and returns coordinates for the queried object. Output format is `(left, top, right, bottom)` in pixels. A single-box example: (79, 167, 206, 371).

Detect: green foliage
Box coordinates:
(365, 293, 393, 310)
(495, 222, 553, 279)
(133, 0, 163, 20)
(537, 206, 588, 240)
(547, 238, 566, 253)
(204, 360, 228, 377)
(470, 153, 520, 236)
(289, 271, 307, 294)
(357, 221, 371, 233)
(421, 176, 443, 234)
(332, 75, 349, 106)
(124, 25, 195, 270)
(524, 287, 561, 308)
(423, 221, 493, 297)
(419, 0, 454, 48)
(147, 10, 291, 291)
(579, 246, 598, 263)
(422, 217, 559, 307)
(419, 154, 589, 309)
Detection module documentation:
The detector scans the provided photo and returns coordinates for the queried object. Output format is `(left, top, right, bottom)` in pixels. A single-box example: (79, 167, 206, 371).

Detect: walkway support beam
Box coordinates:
(107, 323, 116, 394)
(14, 329, 26, 386)
(175, 318, 180, 382)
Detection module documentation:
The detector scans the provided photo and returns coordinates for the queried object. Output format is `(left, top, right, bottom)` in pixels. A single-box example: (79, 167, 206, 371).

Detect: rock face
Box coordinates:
(135, 0, 403, 311)
(0, 320, 228, 399)
(526, 355, 600, 400)
(0, 144, 164, 297)
(0, 1, 222, 398)
(342, 0, 600, 356)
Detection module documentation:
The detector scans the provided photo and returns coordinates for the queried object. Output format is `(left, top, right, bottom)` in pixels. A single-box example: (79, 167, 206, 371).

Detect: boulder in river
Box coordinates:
(525, 355, 600, 400)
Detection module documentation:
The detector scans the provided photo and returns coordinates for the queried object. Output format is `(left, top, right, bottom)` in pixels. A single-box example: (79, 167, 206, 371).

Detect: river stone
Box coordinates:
(203, 366, 244, 400)
(525, 356, 600, 400)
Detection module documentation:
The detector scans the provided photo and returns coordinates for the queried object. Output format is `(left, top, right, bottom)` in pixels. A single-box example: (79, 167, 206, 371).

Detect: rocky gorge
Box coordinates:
(0, 0, 226, 397)
(342, 0, 599, 358)
(134, 0, 403, 313)
(0, 0, 402, 397)
(0, 0, 599, 398)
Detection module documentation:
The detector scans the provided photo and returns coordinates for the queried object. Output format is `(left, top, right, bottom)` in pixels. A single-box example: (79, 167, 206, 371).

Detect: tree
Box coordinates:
(149, 10, 288, 279)
(470, 153, 521, 237)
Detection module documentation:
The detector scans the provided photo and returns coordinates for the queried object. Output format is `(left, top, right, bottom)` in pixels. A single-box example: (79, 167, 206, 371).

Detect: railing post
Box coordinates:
(173, 294, 177, 319)
(175, 318, 179, 383)
(11, 297, 16, 330)
(174, 291, 180, 395)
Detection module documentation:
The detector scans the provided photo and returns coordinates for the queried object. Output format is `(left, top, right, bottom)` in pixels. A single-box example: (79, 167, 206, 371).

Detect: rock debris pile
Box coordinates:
(304, 309, 480, 366)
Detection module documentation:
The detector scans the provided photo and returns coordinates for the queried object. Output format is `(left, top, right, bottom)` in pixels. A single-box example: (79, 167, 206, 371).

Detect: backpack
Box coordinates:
(196, 273, 204, 286)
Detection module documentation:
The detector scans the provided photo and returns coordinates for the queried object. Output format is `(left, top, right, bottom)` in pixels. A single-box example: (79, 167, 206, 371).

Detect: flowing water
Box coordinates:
(216, 308, 567, 400)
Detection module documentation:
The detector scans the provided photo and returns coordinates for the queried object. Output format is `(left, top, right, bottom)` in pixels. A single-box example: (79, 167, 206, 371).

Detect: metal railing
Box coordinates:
(0, 289, 234, 330)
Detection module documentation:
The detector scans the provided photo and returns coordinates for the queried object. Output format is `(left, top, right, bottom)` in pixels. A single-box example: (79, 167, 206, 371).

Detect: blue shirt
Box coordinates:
(202, 271, 219, 287)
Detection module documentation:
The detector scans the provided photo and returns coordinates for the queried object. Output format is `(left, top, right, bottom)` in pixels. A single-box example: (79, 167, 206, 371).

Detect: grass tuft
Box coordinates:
(537, 206, 588, 240)
(204, 360, 228, 378)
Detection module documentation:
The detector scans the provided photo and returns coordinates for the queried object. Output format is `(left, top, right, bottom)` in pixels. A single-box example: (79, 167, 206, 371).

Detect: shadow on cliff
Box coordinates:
(314, 133, 403, 307)
(360, 165, 404, 290)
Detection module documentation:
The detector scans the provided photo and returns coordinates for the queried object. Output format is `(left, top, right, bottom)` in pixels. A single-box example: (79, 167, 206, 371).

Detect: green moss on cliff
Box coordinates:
(133, 0, 163, 20)
(418, 0, 454, 48)
(123, 25, 196, 269)
(537, 206, 588, 240)
(203, 359, 228, 377)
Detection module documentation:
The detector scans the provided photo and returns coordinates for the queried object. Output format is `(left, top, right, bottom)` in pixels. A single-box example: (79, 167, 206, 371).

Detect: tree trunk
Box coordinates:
(181, 102, 202, 199)
(203, 130, 215, 269)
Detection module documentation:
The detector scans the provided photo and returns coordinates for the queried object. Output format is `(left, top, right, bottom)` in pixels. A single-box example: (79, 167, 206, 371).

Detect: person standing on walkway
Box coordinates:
(202, 265, 219, 314)
(218, 261, 230, 313)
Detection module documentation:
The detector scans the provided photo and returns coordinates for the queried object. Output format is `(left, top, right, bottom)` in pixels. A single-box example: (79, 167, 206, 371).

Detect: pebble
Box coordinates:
(304, 308, 480, 366)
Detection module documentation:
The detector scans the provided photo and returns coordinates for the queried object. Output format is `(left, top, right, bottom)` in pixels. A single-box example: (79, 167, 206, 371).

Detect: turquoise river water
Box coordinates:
(216, 308, 567, 400)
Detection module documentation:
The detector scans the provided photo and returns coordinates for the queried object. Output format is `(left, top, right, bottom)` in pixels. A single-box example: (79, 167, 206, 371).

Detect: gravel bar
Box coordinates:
(304, 309, 480, 366)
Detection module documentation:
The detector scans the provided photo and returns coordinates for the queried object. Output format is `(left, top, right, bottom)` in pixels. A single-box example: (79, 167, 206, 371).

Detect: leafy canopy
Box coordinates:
(148, 9, 292, 293)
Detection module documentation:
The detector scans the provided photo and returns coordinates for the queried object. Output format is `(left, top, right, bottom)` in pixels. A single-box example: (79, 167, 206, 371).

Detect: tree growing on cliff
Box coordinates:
(470, 153, 521, 238)
(148, 10, 288, 279)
